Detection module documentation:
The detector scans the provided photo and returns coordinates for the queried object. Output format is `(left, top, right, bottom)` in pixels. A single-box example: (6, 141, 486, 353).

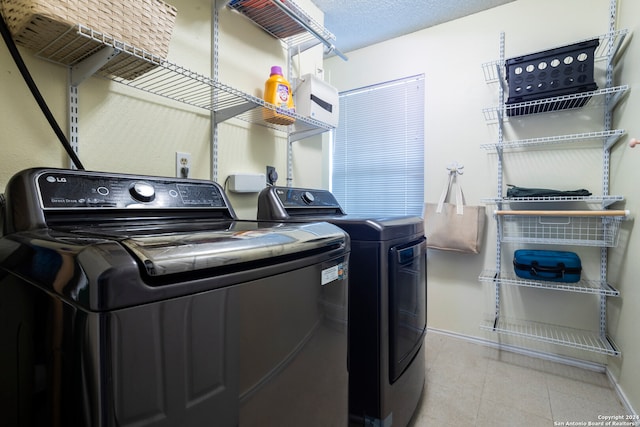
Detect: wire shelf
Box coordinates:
(481, 29, 629, 84)
(481, 195, 624, 208)
(480, 129, 626, 151)
(225, 0, 346, 59)
(227, 0, 333, 44)
(479, 270, 620, 296)
(34, 25, 332, 137)
(482, 85, 629, 123)
(480, 317, 620, 356)
(498, 213, 625, 247)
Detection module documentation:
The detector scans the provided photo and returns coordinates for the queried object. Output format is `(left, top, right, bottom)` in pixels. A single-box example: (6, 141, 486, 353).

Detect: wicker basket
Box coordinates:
(0, 0, 177, 79)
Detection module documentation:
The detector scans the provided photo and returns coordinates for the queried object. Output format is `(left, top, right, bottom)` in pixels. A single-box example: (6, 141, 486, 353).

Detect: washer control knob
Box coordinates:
(301, 191, 315, 204)
(130, 181, 155, 202)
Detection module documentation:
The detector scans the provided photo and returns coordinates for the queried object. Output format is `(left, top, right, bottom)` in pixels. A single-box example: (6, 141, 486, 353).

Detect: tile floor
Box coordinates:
(408, 331, 630, 427)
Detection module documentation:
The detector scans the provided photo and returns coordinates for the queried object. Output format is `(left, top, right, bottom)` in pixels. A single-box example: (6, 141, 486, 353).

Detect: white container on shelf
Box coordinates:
(294, 74, 339, 127)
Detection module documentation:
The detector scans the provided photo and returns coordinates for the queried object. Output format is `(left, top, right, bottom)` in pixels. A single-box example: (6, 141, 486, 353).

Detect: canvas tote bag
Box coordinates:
(424, 172, 486, 254)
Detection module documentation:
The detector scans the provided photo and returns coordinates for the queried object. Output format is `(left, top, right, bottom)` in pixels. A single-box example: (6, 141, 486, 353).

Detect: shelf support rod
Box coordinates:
(289, 127, 328, 142)
(606, 31, 626, 69)
(604, 129, 626, 151)
(69, 46, 120, 86)
(214, 102, 258, 123)
(605, 88, 627, 115)
(494, 61, 507, 92)
(289, 39, 323, 57)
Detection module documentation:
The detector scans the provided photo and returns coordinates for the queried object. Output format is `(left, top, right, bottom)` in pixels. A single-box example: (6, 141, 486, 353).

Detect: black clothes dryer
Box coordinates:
(0, 168, 349, 427)
(258, 186, 427, 427)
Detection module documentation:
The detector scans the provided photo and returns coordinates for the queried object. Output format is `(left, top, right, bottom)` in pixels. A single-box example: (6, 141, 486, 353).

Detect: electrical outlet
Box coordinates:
(266, 166, 278, 185)
(176, 152, 191, 178)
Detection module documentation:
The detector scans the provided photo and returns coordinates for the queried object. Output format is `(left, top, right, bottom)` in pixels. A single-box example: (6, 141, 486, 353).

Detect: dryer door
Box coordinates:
(388, 237, 427, 383)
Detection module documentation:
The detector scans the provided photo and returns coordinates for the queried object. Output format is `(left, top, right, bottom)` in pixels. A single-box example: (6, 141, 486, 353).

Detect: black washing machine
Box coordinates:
(258, 186, 426, 427)
(0, 168, 350, 427)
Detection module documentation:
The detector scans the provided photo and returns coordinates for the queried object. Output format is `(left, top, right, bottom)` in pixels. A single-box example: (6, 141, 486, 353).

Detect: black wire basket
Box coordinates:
(505, 39, 599, 116)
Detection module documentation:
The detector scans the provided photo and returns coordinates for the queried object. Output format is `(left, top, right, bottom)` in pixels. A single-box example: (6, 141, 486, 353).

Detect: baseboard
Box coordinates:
(605, 367, 638, 418)
(427, 327, 637, 416)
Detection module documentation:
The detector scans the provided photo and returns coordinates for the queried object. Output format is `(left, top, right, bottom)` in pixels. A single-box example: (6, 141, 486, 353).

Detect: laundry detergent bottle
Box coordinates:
(263, 65, 296, 125)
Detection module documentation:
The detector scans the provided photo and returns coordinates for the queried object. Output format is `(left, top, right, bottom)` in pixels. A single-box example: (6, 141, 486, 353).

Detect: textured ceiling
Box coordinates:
(312, 0, 517, 55)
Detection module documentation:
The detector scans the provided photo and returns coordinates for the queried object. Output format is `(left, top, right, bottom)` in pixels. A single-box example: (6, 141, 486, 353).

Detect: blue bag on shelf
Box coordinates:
(513, 249, 582, 283)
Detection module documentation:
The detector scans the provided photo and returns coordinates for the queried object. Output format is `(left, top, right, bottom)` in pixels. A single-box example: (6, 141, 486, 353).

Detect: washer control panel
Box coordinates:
(36, 170, 228, 209)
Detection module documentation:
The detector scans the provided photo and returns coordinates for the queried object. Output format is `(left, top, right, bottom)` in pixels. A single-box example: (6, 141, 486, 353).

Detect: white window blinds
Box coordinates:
(331, 74, 425, 216)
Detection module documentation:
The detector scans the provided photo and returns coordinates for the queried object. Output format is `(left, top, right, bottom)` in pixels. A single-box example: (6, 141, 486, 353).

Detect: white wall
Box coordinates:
(326, 0, 640, 415)
(0, 0, 324, 219)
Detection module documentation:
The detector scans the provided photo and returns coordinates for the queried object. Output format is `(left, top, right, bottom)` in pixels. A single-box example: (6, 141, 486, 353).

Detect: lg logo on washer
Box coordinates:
(46, 175, 67, 183)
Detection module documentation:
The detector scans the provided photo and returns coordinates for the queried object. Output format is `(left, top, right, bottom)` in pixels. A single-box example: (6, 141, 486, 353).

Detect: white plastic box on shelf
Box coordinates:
(294, 73, 339, 127)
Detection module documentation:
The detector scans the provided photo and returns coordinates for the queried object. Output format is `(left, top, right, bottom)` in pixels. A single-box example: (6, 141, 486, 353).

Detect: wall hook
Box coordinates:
(447, 161, 464, 175)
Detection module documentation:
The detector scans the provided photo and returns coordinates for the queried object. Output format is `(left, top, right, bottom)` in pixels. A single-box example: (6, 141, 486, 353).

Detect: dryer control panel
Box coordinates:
(257, 186, 346, 220)
(274, 187, 341, 208)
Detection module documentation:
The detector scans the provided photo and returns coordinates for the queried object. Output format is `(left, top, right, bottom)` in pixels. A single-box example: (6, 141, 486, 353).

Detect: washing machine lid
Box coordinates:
(0, 220, 348, 311)
(47, 218, 346, 277)
(119, 220, 345, 276)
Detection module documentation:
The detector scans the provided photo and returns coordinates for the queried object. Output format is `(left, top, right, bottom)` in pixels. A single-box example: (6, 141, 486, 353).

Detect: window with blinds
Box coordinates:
(331, 74, 425, 216)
